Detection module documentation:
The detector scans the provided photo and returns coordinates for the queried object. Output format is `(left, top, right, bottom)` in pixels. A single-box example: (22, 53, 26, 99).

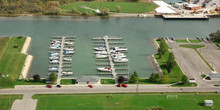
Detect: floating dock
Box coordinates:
(162, 15, 209, 20)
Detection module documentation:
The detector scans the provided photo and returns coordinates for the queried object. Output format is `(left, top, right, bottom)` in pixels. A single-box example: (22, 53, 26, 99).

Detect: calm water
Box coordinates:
(0, 16, 220, 78)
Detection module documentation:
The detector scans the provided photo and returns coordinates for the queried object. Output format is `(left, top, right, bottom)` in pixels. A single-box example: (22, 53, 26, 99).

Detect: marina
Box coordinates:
(48, 36, 75, 84)
(93, 36, 129, 79)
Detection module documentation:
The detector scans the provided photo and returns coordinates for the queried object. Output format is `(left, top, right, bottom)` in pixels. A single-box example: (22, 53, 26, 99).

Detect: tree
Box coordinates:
(155, 74, 160, 82)
(182, 75, 188, 84)
(33, 74, 40, 82)
(167, 52, 175, 73)
(118, 76, 125, 84)
(149, 73, 156, 82)
(159, 39, 167, 55)
(129, 71, 139, 83)
(160, 74, 169, 84)
(72, 7, 80, 14)
(116, 5, 120, 13)
(49, 73, 57, 82)
(146, 106, 167, 110)
(158, 51, 162, 59)
(100, 8, 110, 16)
(209, 30, 220, 42)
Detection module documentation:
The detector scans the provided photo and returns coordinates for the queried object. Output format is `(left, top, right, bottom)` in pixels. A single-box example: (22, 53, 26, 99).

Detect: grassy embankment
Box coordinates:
(0, 37, 27, 88)
(60, 2, 157, 15)
(179, 45, 214, 71)
(33, 93, 220, 110)
(213, 41, 220, 50)
(154, 40, 183, 83)
(101, 79, 160, 84)
(0, 95, 23, 110)
(175, 39, 202, 43)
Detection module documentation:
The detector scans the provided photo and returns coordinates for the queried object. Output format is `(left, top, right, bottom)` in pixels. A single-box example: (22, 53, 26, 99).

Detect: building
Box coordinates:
(75, 76, 99, 84)
(204, 100, 213, 106)
(207, 73, 220, 81)
(185, 4, 202, 10)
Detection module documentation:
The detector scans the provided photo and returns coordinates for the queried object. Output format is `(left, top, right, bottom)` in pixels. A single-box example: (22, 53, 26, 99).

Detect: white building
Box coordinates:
(75, 76, 99, 84)
(204, 100, 213, 106)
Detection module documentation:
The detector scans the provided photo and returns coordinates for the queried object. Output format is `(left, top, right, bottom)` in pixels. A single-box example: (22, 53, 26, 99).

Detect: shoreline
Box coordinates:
(20, 37, 33, 79)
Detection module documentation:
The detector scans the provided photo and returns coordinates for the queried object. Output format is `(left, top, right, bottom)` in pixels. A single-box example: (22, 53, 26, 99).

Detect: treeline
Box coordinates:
(0, 0, 75, 15)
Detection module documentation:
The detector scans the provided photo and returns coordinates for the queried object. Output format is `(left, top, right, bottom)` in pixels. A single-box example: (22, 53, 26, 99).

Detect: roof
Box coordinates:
(153, 1, 177, 14)
(208, 73, 220, 79)
(205, 100, 213, 103)
(186, 4, 201, 8)
(76, 76, 99, 82)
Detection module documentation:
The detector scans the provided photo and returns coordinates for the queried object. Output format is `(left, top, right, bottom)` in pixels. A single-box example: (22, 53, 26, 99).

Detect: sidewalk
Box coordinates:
(11, 93, 37, 110)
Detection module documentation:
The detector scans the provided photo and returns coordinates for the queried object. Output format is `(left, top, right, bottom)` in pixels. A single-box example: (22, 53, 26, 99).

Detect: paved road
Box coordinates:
(11, 93, 37, 110)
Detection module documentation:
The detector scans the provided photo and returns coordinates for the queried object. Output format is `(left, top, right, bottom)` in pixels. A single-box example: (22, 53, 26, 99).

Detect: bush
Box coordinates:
(116, 5, 120, 13)
(72, 7, 80, 14)
(118, 76, 125, 84)
(100, 8, 110, 16)
(82, 11, 89, 16)
(33, 74, 41, 82)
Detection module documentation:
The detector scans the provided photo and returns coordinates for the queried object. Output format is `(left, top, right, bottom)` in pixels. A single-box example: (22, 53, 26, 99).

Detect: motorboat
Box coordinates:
(63, 47, 74, 51)
(50, 52, 59, 56)
(49, 45, 60, 50)
(64, 42, 74, 45)
(48, 68, 59, 71)
(97, 67, 111, 72)
(94, 47, 106, 51)
(63, 57, 72, 61)
(111, 47, 127, 52)
(50, 60, 59, 63)
(95, 54, 108, 59)
(49, 56, 59, 60)
(63, 51, 74, 54)
(113, 58, 128, 63)
(62, 71, 73, 75)
(111, 53, 126, 59)
(94, 51, 107, 55)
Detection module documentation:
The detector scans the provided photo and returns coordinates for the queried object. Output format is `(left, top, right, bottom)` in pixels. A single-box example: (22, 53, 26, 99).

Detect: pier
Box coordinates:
(57, 37, 65, 85)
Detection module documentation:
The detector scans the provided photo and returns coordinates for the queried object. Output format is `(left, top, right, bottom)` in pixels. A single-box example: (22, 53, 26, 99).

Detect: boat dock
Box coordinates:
(93, 36, 129, 79)
(48, 36, 75, 84)
(162, 15, 209, 20)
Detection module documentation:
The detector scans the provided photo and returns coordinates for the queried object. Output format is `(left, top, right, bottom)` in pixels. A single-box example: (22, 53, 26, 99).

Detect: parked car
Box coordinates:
(47, 84, 52, 88)
(122, 84, 128, 88)
(56, 85, 62, 88)
(117, 84, 121, 87)
(88, 85, 93, 88)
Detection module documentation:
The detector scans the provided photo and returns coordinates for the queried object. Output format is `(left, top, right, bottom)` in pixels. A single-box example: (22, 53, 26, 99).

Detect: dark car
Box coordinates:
(122, 84, 128, 88)
(88, 85, 93, 88)
(117, 84, 121, 87)
(56, 85, 62, 88)
(47, 84, 52, 88)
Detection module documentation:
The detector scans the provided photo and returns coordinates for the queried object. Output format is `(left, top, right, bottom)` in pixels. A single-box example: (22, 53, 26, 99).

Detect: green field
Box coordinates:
(171, 82, 197, 87)
(155, 40, 183, 83)
(179, 45, 214, 71)
(33, 93, 220, 110)
(101, 79, 115, 84)
(0, 37, 27, 88)
(61, 79, 76, 85)
(0, 95, 23, 110)
(60, 2, 157, 14)
(189, 39, 202, 43)
(175, 39, 188, 43)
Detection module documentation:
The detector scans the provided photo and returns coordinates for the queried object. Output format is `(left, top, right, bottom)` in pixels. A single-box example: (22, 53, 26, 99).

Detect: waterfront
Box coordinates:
(0, 16, 220, 78)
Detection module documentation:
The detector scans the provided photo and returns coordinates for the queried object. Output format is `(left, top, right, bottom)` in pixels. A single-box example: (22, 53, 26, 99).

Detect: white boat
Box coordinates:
(111, 54, 126, 59)
(50, 52, 59, 56)
(64, 51, 74, 54)
(48, 68, 59, 71)
(49, 46, 60, 50)
(113, 58, 129, 63)
(49, 56, 59, 60)
(111, 47, 127, 52)
(51, 43, 61, 46)
(94, 51, 107, 55)
(64, 47, 74, 51)
(97, 67, 111, 72)
(95, 54, 108, 59)
(62, 71, 73, 75)
(50, 60, 59, 63)
(64, 42, 74, 45)
(94, 47, 106, 51)
(63, 57, 72, 61)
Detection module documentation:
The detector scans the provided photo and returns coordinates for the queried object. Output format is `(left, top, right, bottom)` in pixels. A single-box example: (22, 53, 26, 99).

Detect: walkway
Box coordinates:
(11, 93, 37, 110)
(57, 37, 65, 85)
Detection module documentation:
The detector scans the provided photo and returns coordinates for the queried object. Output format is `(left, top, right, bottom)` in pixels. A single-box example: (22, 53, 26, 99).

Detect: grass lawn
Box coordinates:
(15, 79, 46, 85)
(60, 2, 157, 14)
(0, 95, 23, 110)
(214, 85, 220, 87)
(0, 37, 27, 88)
(127, 79, 159, 84)
(213, 41, 220, 50)
(101, 79, 115, 84)
(171, 82, 197, 87)
(33, 93, 220, 110)
(0, 37, 9, 60)
(175, 39, 188, 43)
(60, 79, 76, 85)
(189, 39, 202, 43)
(179, 45, 214, 71)
(155, 40, 183, 83)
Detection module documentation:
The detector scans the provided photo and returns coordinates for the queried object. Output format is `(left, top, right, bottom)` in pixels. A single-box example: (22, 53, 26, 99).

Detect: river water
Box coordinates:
(0, 16, 220, 78)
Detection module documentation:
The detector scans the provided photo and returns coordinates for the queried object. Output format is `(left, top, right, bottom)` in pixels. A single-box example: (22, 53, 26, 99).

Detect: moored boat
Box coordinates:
(97, 67, 111, 72)
(95, 54, 108, 59)
(113, 58, 128, 63)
